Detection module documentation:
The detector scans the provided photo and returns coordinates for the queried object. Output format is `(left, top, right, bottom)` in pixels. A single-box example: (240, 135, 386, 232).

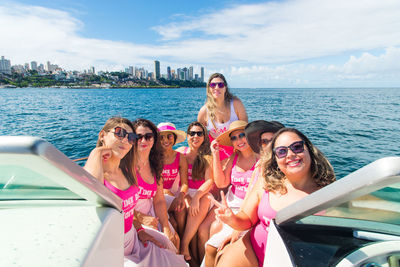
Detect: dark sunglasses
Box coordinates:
(273, 141, 305, 159)
(160, 133, 174, 140)
(111, 127, 137, 144)
(188, 131, 204, 137)
(137, 132, 154, 141)
(209, 82, 225, 89)
(260, 138, 273, 146)
(230, 132, 246, 142)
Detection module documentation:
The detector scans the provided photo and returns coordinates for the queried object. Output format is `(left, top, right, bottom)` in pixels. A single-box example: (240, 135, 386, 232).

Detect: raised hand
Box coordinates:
(210, 139, 221, 155)
(209, 191, 234, 225)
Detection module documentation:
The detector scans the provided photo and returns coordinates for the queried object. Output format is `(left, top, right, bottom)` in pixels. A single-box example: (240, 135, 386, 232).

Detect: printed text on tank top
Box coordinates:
(136, 171, 157, 199)
(103, 179, 139, 233)
(230, 154, 256, 199)
(162, 152, 180, 190)
(206, 100, 239, 138)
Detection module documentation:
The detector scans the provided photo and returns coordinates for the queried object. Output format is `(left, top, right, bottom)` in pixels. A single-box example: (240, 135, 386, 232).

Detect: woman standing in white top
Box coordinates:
(197, 73, 248, 161)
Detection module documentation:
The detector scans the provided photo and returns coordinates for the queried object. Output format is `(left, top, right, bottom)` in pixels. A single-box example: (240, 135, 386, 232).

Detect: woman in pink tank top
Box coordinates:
(132, 118, 180, 251)
(176, 121, 214, 263)
(84, 117, 188, 266)
(197, 73, 248, 161)
(202, 120, 258, 266)
(157, 122, 189, 238)
(213, 128, 336, 267)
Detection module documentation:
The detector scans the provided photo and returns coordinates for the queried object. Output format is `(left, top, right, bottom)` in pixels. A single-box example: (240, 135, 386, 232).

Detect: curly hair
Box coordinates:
(132, 118, 164, 184)
(96, 117, 137, 186)
(261, 128, 335, 194)
(205, 73, 237, 122)
(187, 121, 212, 181)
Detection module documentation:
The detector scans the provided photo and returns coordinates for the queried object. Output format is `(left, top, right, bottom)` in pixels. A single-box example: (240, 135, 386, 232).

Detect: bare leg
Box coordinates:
(216, 232, 258, 267)
(174, 207, 187, 238)
(180, 196, 211, 261)
(204, 245, 218, 267)
(198, 206, 217, 261)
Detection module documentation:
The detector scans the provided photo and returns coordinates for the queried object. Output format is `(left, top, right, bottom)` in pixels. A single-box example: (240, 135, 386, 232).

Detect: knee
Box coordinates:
(198, 222, 209, 241)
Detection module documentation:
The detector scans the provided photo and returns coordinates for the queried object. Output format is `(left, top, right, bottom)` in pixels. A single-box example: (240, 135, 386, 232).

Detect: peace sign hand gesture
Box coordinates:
(209, 191, 234, 226)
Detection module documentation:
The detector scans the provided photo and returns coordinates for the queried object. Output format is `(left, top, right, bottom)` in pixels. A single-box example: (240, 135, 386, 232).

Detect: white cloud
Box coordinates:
(1, 0, 400, 86)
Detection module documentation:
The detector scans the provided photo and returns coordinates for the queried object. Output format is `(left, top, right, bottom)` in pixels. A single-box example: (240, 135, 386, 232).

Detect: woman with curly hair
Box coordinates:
(176, 121, 215, 263)
(212, 127, 336, 267)
(132, 118, 180, 251)
(197, 73, 248, 161)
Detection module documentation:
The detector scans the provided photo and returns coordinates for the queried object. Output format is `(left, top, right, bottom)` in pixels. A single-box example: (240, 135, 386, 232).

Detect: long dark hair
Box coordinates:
(187, 121, 211, 181)
(262, 128, 336, 194)
(132, 118, 164, 184)
(96, 117, 136, 186)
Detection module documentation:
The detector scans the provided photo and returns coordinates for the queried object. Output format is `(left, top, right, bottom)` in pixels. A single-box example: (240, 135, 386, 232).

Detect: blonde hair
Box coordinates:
(261, 128, 336, 194)
(205, 73, 236, 123)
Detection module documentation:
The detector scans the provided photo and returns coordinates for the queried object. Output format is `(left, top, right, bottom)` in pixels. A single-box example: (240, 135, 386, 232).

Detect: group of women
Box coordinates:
(83, 73, 336, 267)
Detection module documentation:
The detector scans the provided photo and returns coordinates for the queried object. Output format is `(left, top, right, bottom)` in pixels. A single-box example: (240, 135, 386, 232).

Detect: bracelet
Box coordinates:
(137, 227, 145, 233)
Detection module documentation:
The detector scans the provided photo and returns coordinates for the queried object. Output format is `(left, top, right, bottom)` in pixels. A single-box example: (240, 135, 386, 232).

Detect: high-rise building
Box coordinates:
(189, 66, 193, 80)
(154, 60, 160, 80)
(200, 67, 204, 82)
(0, 56, 12, 75)
(167, 66, 171, 80)
(31, 61, 38, 71)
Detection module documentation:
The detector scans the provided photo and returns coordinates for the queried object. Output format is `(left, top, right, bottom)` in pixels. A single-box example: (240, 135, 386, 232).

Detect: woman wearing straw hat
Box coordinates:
(157, 122, 189, 238)
(197, 73, 248, 161)
(202, 120, 258, 267)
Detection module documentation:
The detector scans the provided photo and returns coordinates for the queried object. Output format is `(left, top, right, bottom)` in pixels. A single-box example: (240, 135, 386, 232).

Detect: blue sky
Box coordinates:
(1, 0, 400, 87)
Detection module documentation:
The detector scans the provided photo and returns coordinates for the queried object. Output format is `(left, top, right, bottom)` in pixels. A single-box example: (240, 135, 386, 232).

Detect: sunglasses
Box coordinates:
(209, 82, 225, 89)
(111, 127, 137, 144)
(260, 138, 273, 146)
(137, 132, 154, 141)
(160, 133, 174, 140)
(230, 132, 246, 142)
(188, 131, 204, 137)
(273, 141, 305, 159)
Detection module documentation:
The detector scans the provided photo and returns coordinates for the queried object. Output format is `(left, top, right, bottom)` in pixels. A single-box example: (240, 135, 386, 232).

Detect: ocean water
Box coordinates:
(1, 87, 399, 178)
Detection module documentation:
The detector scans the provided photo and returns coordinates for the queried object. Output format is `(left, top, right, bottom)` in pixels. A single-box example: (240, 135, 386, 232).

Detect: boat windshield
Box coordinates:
(0, 161, 81, 200)
(298, 183, 400, 235)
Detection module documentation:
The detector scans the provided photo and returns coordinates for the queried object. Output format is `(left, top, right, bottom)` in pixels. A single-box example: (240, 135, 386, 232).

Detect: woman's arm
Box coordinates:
(211, 139, 233, 188)
(189, 163, 214, 216)
(233, 98, 248, 122)
(83, 147, 112, 183)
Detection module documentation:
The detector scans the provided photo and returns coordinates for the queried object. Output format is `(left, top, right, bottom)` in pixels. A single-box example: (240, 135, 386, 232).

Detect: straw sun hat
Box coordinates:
(216, 120, 248, 146)
(157, 122, 186, 144)
(244, 120, 285, 153)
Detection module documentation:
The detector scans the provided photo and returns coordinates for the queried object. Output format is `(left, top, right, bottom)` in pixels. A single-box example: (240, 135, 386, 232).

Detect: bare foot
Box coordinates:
(180, 246, 192, 261)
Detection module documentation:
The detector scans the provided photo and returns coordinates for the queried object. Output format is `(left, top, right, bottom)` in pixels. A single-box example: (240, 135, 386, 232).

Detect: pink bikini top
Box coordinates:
(162, 152, 180, 190)
(136, 170, 157, 199)
(183, 147, 205, 190)
(230, 154, 256, 199)
(103, 179, 139, 233)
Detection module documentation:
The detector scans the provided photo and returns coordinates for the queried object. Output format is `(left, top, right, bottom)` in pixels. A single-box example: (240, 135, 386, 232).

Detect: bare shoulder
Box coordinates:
(232, 98, 248, 122)
(197, 105, 208, 125)
(175, 146, 187, 153)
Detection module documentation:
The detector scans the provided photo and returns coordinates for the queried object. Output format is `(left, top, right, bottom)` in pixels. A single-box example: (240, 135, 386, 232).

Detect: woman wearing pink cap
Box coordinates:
(157, 122, 189, 238)
(197, 73, 248, 161)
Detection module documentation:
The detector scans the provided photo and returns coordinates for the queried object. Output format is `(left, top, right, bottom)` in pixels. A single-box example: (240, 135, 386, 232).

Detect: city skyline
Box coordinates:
(1, 0, 400, 87)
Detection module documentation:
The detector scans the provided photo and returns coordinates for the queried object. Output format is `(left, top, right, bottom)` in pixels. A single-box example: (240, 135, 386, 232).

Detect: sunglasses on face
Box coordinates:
(209, 82, 225, 89)
(137, 132, 154, 141)
(160, 133, 174, 140)
(188, 131, 204, 137)
(230, 132, 246, 142)
(260, 138, 273, 146)
(111, 127, 137, 144)
(273, 140, 305, 159)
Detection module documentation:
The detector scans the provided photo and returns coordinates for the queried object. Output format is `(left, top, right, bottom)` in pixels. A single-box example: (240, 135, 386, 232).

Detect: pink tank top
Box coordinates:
(162, 152, 180, 190)
(250, 191, 277, 267)
(103, 179, 139, 233)
(230, 154, 255, 199)
(136, 171, 157, 199)
(183, 147, 205, 189)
